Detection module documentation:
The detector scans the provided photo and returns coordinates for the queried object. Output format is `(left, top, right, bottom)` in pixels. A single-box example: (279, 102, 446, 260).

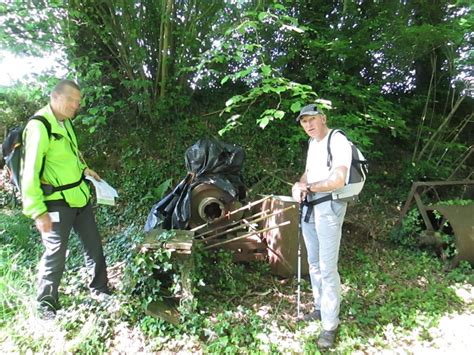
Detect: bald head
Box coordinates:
(52, 79, 80, 95)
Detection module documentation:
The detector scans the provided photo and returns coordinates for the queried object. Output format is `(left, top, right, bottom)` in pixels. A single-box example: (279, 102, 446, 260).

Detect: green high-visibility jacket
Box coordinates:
(21, 104, 90, 219)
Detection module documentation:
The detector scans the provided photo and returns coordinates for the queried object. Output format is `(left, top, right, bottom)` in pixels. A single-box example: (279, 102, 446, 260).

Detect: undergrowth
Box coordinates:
(0, 193, 472, 353)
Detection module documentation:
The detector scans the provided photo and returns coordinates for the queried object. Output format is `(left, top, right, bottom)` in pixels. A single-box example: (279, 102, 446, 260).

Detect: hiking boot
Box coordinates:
(37, 303, 57, 320)
(91, 289, 113, 302)
(317, 329, 337, 349)
(37, 296, 59, 320)
(302, 309, 321, 322)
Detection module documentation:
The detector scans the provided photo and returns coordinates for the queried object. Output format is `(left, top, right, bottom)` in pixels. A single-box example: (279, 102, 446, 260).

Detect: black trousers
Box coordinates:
(37, 201, 108, 306)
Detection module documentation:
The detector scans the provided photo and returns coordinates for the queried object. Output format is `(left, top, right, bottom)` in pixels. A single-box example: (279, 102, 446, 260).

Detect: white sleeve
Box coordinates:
(330, 132, 352, 171)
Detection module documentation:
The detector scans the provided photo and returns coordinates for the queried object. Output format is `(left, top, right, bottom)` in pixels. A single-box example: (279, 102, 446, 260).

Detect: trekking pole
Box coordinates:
(297, 201, 303, 319)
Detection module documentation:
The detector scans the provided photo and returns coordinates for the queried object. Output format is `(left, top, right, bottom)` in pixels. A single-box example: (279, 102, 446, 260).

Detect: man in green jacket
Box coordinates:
(21, 79, 110, 319)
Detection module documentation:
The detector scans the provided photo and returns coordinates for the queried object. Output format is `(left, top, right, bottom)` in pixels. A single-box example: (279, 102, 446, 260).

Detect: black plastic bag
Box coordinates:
(144, 139, 245, 231)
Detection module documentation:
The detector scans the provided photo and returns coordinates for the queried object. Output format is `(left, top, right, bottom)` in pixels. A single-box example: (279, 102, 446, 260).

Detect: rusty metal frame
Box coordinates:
(399, 180, 474, 231)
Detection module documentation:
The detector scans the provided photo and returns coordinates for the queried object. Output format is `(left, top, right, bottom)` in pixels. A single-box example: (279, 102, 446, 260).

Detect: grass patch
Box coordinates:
(0, 205, 472, 353)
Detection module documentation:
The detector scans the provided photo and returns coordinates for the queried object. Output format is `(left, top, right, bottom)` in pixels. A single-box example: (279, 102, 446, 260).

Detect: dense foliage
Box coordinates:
(1, 2, 472, 190)
(0, 0, 473, 353)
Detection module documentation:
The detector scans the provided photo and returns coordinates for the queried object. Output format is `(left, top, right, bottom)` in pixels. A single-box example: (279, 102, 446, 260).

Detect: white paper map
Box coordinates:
(85, 176, 119, 205)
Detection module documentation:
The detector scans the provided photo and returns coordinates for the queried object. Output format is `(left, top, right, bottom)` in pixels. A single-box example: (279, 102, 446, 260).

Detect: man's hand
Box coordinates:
(35, 213, 52, 234)
(85, 168, 101, 181)
(292, 182, 306, 203)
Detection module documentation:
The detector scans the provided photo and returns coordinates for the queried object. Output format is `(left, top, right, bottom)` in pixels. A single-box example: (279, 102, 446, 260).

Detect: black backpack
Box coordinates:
(1, 116, 84, 195)
(2, 116, 53, 193)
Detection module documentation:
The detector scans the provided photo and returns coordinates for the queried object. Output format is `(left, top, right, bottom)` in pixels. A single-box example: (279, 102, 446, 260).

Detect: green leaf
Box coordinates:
(272, 86, 287, 93)
(281, 24, 305, 33)
(221, 75, 230, 85)
(236, 20, 257, 34)
(261, 65, 271, 76)
(315, 98, 333, 110)
(290, 102, 302, 113)
(153, 179, 172, 200)
(258, 12, 267, 22)
(274, 110, 285, 119)
(235, 67, 252, 78)
(225, 95, 242, 107)
(215, 55, 225, 63)
(258, 116, 271, 129)
(262, 109, 276, 116)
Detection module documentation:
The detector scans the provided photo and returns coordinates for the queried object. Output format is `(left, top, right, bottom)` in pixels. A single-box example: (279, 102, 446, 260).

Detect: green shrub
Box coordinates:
(389, 208, 422, 248)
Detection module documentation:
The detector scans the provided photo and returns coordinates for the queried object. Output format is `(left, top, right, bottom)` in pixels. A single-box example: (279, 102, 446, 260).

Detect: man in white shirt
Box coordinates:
(292, 104, 352, 349)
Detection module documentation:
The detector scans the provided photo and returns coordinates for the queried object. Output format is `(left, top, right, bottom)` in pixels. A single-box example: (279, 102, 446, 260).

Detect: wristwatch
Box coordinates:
(306, 183, 312, 193)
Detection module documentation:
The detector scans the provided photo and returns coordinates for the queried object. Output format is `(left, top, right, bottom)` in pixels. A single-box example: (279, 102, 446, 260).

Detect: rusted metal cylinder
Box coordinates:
(198, 196, 225, 221)
(189, 183, 243, 228)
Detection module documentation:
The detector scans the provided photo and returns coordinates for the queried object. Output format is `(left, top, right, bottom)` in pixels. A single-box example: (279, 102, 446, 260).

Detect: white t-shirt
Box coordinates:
(305, 130, 352, 185)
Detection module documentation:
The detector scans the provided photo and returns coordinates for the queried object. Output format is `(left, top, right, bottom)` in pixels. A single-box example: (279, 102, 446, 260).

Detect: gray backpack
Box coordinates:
(327, 129, 368, 202)
(303, 129, 368, 222)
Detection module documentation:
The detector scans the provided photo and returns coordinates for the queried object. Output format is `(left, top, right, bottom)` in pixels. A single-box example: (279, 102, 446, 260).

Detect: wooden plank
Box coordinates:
(142, 229, 194, 251)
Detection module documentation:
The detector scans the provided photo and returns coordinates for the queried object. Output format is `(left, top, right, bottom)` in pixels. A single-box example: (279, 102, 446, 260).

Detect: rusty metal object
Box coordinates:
(195, 211, 268, 240)
(195, 205, 295, 243)
(427, 204, 474, 266)
(399, 180, 474, 230)
(191, 198, 296, 264)
(193, 209, 269, 240)
(189, 183, 241, 228)
(261, 195, 310, 278)
(142, 196, 305, 325)
(190, 195, 273, 233)
(213, 232, 267, 262)
(203, 220, 291, 250)
(146, 299, 180, 325)
(399, 180, 474, 266)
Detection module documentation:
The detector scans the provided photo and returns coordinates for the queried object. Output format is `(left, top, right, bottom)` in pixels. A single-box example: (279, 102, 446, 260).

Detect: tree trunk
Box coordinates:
(160, 0, 173, 98)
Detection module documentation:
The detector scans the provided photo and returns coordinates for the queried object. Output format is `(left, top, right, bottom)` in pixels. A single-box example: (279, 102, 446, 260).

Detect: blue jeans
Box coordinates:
(302, 195, 347, 331)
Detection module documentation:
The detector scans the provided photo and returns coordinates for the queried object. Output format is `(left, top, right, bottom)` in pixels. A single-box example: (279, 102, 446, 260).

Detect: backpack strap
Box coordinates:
(40, 173, 85, 196)
(29, 115, 62, 140)
(29, 116, 86, 196)
(301, 194, 333, 222)
(326, 129, 346, 170)
(29, 116, 51, 139)
(352, 156, 368, 178)
(28, 115, 52, 179)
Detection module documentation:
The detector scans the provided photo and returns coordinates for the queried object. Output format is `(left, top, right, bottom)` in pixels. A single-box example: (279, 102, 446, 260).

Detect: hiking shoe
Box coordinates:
(302, 309, 322, 322)
(37, 303, 57, 320)
(317, 329, 337, 349)
(91, 289, 113, 302)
